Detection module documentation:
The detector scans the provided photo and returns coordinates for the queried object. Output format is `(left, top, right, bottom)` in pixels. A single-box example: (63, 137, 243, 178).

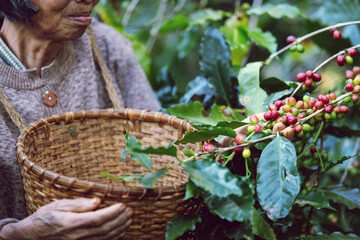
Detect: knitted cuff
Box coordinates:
(0, 218, 19, 237)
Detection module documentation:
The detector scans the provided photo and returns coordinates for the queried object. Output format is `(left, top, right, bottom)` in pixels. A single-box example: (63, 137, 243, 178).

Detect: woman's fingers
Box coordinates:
(72, 207, 133, 239)
(82, 217, 133, 240)
(49, 198, 101, 213)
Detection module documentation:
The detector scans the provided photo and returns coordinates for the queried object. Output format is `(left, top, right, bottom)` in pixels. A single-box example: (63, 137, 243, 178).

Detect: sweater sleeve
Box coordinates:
(91, 20, 161, 111)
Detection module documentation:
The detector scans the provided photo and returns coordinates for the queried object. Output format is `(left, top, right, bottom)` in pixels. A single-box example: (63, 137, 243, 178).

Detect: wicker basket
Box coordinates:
(15, 108, 202, 239)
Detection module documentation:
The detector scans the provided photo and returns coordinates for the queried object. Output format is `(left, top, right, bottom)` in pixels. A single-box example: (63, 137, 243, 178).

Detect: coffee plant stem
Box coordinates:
(299, 91, 353, 124)
(265, 20, 360, 66)
(167, 156, 196, 169)
(291, 43, 360, 97)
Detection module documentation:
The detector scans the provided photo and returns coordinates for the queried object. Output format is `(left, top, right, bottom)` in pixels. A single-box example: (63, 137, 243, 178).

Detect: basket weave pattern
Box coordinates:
(15, 109, 202, 239)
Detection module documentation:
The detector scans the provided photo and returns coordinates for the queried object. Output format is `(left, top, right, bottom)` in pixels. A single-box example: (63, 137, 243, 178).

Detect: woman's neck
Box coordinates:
(0, 19, 63, 76)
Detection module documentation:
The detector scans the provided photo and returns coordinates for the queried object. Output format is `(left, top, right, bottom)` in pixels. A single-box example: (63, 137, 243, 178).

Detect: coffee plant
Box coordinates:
(98, 1, 360, 239)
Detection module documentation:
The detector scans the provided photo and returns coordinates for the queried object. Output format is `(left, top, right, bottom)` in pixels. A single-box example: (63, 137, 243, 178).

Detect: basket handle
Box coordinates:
(0, 26, 123, 132)
(86, 26, 123, 110)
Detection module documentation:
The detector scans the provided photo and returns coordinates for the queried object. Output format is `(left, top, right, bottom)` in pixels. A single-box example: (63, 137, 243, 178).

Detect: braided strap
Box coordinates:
(0, 88, 25, 131)
(86, 27, 123, 110)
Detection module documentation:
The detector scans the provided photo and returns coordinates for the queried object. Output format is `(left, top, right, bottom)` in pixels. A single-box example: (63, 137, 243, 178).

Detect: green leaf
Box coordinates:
(257, 135, 301, 220)
(321, 186, 360, 210)
(100, 173, 143, 181)
(252, 207, 276, 240)
(139, 168, 168, 188)
(189, 8, 226, 25)
(165, 214, 201, 240)
(324, 154, 360, 172)
(168, 101, 244, 125)
(295, 190, 336, 210)
(260, 77, 297, 95)
(238, 62, 267, 116)
(248, 3, 303, 19)
(203, 190, 254, 222)
(159, 14, 189, 34)
(248, 28, 277, 54)
(199, 28, 233, 105)
(305, 233, 360, 240)
(183, 180, 202, 201)
(176, 126, 236, 144)
(123, 133, 152, 172)
(182, 159, 247, 198)
(249, 132, 272, 150)
(180, 76, 214, 105)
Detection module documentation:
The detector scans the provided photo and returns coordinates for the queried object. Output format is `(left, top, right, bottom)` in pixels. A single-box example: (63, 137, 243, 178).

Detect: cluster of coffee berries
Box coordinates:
(330, 28, 341, 40)
(297, 70, 322, 91)
(337, 48, 357, 66)
(344, 73, 360, 103)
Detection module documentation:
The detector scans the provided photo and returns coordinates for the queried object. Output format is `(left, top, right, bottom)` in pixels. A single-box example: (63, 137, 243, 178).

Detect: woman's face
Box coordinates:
(29, 0, 99, 41)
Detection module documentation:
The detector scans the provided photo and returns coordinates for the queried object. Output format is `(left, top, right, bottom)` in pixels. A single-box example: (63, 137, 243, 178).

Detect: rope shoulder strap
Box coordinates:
(86, 26, 123, 110)
(0, 88, 25, 130)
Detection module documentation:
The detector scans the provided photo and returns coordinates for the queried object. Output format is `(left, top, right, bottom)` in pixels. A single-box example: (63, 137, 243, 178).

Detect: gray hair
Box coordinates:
(0, 0, 37, 22)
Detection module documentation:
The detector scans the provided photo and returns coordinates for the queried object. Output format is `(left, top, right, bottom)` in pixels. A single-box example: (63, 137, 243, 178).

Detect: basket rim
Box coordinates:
(16, 108, 199, 199)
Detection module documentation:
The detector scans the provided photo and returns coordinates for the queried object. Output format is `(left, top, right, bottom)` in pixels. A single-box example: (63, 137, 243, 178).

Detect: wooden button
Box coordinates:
(42, 91, 57, 107)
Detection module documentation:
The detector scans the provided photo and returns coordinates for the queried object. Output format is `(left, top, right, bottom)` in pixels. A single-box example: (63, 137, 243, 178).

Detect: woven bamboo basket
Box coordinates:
(15, 108, 202, 239)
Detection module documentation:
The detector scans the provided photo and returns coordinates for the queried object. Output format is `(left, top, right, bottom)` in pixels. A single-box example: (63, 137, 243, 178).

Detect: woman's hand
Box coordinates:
(1, 198, 133, 240)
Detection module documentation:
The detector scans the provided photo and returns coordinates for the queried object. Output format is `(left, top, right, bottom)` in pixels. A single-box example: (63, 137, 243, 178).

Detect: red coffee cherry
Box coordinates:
(235, 135, 245, 144)
(297, 72, 306, 82)
(287, 115, 298, 125)
(286, 35, 296, 44)
(354, 85, 360, 93)
(346, 70, 355, 79)
(312, 73, 322, 82)
(294, 125, 302, 133)
(315, 101, 324, 110)
(274, 100, 283, 109)
(347, 48, 357, 57)
(324, 105, 333, 113)
(337, 55, 346, 66)
(333, 30, 342, 40)
(353, 66, 360, 75)
(318, 95, 329, 104)
(264, 112, 272, 121)
(306, 70, 314, 78)
(272, 122, 285, 133)
(269, 104, 278, 111)
(250, 115, 260, 124)
(304, 78, 313, 87)
(285, 97, 296, 106)
(352, 94, 360, 102)
(254, 125, 263, 133)
(271, 110, 279, 120)
(204, 144, 214, 152)
(340, 105, 349, 113)
(309, 98, 317, 107)
(346, 83, 354, 92)
(328, 92, 337, 101)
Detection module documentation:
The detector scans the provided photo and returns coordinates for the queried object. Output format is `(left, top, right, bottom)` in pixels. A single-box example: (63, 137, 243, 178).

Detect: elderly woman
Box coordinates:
(0, 0, 160, 239)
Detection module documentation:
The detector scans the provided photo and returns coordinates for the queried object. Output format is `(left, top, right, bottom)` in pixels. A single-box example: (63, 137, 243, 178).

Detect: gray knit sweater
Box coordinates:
(0, 20, 160, 223)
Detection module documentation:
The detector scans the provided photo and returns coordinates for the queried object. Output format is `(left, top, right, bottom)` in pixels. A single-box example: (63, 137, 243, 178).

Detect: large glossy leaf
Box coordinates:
(139, 168, 168, 188)
(248, 28, 277, 54)
(306, 233, 360, 240)
(182, 159, 247, 198)
(180, 76, 214, 105)
(248, 3, 303, 19)
(257, 135, 301, 220)
(199, 28, 233, 105)
(122, 133, 152, 172)
(321, 186, 360, 210)
(168, 101, 244, 125)
(165, 214, 201, 240)
(312, 0, 360, 25)
(175, 126, 236, 144)
(260, 77, 298, 95)
(252, 208, 276, 240)
(238, 62, 267, 116)
(295, 190, 336, 210)
(203, 189, 254, 222)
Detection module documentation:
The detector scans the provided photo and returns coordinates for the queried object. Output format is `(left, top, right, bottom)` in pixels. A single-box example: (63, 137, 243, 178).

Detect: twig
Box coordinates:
(291, 43, 360, 97)
(264, 20, 360, 66)
(122, 0, 140, 27)
(339, 137, 360, 185)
